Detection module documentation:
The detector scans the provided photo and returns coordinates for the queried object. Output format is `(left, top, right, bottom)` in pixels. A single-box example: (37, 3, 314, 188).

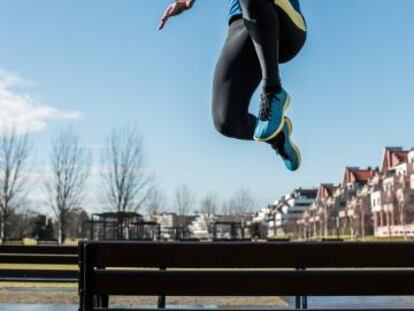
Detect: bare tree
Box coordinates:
(45, 128, 91, 244)
(100, 127, 153, 214)
(174, 184, 194, 215)
(66, 208, 89, 239)
(200, 192, 218, 216)
(221, 201, 229, 215)
(397, 174, 410, 241)
(0, 127, 31, 240)
(229, 188, 255, 215)
(146, 187, 166, 216)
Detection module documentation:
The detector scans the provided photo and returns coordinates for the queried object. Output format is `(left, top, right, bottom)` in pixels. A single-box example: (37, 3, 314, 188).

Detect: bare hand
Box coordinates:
(159, 1, 193, 30)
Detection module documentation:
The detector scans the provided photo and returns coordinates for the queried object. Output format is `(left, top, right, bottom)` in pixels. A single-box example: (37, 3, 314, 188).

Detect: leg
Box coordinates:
(277, 2, 307, 64)
(239, 0, 281, 92)
(237, 0, 291, 142)
(212, 19, 261, 140)
(238, 0, 307, 86)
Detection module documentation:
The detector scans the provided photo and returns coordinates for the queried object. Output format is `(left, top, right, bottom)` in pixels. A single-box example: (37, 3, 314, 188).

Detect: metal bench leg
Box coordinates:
(96, 266, 109, 308)
(158, 295, 166, 309)
(78, 241, 84, 311)
(83, 243, 95, 311)
(101, 294, 109, 308)
(300, 267, 308, 310)
(302, 295, 308, 309)
(295, 295, 301, 309)
(158, 267, 166, 309)
(295, 267, 308, 310)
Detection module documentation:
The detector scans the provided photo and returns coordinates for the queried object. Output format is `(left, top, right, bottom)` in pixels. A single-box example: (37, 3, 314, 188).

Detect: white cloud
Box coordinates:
(0, 68, 82, 134)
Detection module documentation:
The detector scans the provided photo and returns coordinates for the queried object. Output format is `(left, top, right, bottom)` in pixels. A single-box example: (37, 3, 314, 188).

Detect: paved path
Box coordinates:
(2, 296, 414, 310)
(284, 296, 414, 309)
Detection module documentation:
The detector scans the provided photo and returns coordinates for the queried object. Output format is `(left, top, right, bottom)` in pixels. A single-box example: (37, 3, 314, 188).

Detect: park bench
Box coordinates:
(0, 244, 78, 282)
(79, 241, 414, 311)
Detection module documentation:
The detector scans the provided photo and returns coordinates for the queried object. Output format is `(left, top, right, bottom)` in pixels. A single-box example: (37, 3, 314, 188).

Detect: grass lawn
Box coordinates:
(0, 264, 78, 270)
(0, 281, 77, 288)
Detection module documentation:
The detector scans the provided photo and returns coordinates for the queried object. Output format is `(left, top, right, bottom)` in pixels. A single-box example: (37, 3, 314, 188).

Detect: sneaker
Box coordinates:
(271, 116, 301, 171)
(253, 88, 291, 142)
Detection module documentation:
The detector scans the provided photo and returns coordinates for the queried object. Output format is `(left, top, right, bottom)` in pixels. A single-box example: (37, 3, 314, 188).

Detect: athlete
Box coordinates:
(159, 0, 307, 171)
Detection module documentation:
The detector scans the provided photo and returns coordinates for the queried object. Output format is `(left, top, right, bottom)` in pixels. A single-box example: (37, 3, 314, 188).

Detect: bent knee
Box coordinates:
(213, 114, 240, 138)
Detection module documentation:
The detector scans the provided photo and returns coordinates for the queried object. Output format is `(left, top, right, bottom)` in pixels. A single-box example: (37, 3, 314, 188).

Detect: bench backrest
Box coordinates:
(79, 241, 414, 310)
(0, 245, 78, 282)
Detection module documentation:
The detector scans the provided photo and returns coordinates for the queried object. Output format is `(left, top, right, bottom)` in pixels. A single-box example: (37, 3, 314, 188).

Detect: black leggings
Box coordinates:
(212, 0, 306, 140)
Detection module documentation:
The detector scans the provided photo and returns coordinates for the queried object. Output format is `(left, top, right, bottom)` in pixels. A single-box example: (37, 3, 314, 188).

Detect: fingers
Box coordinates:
(158, 19, 167, 30)
(158, 4, 175, 30)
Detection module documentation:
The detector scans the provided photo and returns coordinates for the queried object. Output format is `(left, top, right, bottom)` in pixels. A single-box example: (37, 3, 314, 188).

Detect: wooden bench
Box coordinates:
(0, 244, 78, 282)
(78, 241, 414, 311)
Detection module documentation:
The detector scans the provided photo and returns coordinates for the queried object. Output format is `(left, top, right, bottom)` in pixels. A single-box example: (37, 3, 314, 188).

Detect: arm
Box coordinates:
(158, 0, 196, 30)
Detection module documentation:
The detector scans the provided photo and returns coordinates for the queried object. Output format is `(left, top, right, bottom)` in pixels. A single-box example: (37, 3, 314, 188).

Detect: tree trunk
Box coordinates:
(59, 215, 66, 245)
(386, 210, 391, 238)
(0, 214, 4, 241)
(400, 202, 407, 241)
(1, 209, 7, 241)
(350, 217, 354, 240)
(361, 211, 365, 240)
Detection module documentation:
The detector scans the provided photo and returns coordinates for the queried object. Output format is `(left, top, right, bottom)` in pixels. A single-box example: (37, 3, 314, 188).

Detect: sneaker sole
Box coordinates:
(253, 93, 291, 142)
(284, 116, 301, 171)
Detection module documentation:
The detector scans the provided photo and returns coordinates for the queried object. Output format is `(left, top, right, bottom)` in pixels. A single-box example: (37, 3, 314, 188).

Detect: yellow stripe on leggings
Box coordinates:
(275, 0, 307, 32)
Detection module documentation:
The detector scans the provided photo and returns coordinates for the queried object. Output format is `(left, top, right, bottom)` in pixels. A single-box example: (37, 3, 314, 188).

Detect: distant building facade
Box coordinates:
(264, 188, 317, 237)
(292, 147, 414, 240)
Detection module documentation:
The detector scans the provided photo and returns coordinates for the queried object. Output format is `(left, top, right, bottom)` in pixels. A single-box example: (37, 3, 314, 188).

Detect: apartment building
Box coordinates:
(372, 148, 414, 237)
(338, 167, 376, 238)
(270, 188, 317, 236)
(294, 147, 414, 239)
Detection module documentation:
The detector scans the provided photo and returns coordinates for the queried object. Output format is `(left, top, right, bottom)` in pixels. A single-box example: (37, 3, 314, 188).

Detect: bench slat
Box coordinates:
(91, 270, 414, 296)
(0, 269, 78, 279)
(0, 254, 77, 265)
(86, 242, 414, 268)
(0, 277, 77, 282)
(0, 245, 78, 254)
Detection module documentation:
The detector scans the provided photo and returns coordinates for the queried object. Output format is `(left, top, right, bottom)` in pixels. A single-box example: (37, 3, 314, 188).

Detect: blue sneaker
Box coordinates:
(271, 116, 301, 171)
(253, 89, 291, 142)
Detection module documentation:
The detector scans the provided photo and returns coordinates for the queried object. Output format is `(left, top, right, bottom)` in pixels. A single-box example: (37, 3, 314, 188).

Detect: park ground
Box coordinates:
(0, 283, 286, 306)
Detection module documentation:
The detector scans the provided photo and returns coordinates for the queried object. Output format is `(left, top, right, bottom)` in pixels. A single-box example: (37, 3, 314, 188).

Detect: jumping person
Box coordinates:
(159, 0, 307, 171)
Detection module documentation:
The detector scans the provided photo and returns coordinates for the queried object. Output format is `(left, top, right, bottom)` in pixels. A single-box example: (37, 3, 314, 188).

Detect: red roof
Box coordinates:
(317, 184, 339, 199)
(381, 148, 410, 172)
(352, 170, 375, 182)
(394, 151, 409, 161)
(343, 167, 376, 185)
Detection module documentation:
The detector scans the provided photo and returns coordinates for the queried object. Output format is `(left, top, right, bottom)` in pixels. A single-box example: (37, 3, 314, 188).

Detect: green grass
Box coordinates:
(0, 264, 78, 270)
(267, 235, 293, 240)
(356, 235, 414, 242)
(300, 235, 414, 242)
(4, 238, 80, 246)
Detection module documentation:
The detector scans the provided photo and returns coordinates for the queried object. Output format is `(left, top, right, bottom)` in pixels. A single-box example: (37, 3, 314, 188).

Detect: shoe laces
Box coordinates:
(258, 92, 279, 121)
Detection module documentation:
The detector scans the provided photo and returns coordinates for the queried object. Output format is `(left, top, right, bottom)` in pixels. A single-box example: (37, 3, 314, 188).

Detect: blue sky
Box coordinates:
(0, 0, 413, 212)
